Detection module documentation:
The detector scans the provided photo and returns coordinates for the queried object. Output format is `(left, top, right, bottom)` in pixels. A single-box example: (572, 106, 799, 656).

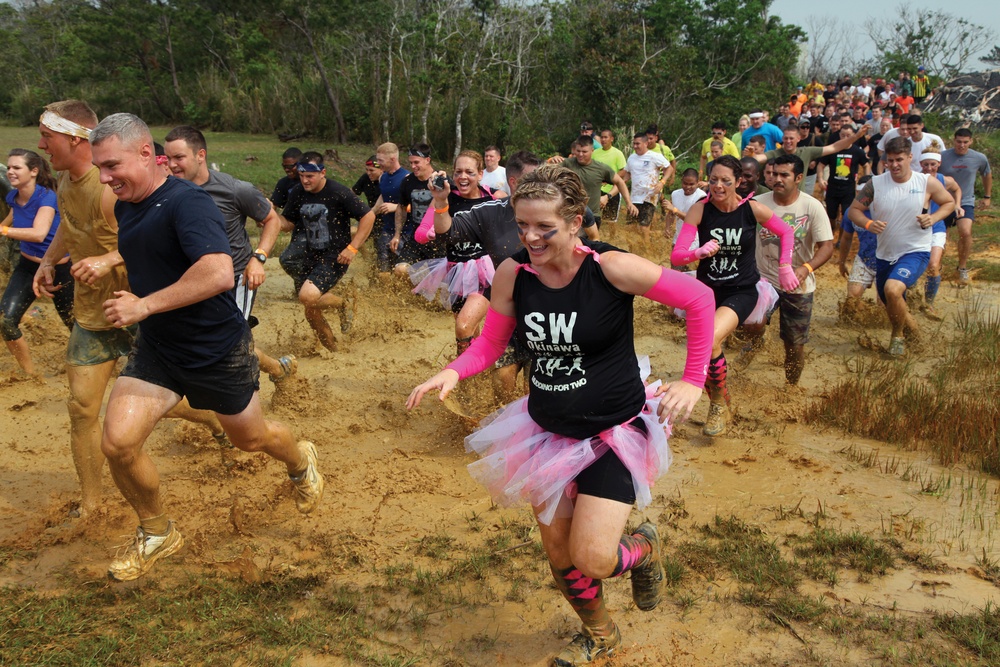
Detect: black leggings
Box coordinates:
(0, 255, 74, 341)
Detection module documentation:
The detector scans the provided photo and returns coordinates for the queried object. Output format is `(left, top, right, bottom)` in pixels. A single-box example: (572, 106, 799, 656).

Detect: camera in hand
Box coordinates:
(432, 174, 455, 190)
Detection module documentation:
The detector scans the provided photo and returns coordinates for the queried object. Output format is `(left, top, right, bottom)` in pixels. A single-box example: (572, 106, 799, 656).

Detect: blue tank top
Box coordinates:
(929, 174, 946, 234)
(511, 241, 645, 439)
(6, 185, 60, 259)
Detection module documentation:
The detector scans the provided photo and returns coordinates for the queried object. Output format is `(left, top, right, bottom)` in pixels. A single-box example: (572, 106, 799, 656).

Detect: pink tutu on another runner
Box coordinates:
(745, 278, 779, 325)
(465, 357, 672, 525)
(410, 255, 495, 308)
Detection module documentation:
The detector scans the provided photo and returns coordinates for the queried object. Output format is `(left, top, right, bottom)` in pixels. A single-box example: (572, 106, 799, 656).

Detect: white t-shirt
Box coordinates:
(625, 151, 671, 204)
(671, 188, 707, 247)
(754, 192, 833, 294)
(870, 171, 930, 261)
(876, 129, 945, 172)
(481, 166, 508, 194)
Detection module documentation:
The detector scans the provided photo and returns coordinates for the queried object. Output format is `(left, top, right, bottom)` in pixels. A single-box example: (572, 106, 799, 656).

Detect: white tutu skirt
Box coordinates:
(744, 278, 780, 325)
(465, 358, 672, 525)
(410, 255, 495, 308)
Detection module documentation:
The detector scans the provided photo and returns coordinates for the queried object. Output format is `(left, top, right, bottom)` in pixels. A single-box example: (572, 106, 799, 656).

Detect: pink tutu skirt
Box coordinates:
(410, 256, 495, 308)
(465, 358, 672, 525)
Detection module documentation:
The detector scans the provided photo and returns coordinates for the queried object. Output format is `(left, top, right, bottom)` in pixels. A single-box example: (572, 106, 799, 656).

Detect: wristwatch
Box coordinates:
(252, 251, 267, 264)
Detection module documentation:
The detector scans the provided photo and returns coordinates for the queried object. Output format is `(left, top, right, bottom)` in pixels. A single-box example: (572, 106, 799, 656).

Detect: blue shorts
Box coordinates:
(875, 252, 929, 303)
(959, 204, 975, 222)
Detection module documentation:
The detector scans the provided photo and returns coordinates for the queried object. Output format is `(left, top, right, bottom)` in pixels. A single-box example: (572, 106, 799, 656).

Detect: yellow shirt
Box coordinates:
(57, 167, 129, 331)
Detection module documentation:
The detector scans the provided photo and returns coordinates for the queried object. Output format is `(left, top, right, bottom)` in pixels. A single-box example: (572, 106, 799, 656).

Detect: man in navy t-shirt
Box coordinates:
(89, 113, 325, 582)
(369, 142, 410, 277)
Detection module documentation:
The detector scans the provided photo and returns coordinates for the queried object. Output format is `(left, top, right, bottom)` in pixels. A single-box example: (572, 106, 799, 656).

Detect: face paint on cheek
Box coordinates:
(542, 229, 558, 240)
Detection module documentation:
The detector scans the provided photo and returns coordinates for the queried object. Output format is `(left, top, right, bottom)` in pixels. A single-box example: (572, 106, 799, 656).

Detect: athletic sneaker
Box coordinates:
(290, 441, 325, 514)
(269, 355, 297, 383)
(630, 522, 665, 611)
(888, 337, 906, 356)
(108, 522, 184, 581)
(551, 623, 621, 666)
(957, 268, 970, 286)
(703, 402, 727, 436)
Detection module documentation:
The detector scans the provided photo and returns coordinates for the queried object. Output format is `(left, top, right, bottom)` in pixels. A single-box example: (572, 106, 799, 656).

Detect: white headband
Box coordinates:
(39, 110, 92, 140)
(921, 153, 941, 162)
(748, 112, 764, 119)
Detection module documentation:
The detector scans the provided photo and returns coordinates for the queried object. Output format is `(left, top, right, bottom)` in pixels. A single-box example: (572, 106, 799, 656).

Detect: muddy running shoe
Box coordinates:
(630, 522, 665, 611)
(551, 623, 621, 667)
(269, 355, 297, 383)
(703, 402, 727, 436)
(108, 522, 184, 581)
(888, 337, 906, 356)
(957, 268, 970, 287)
(290, 441, 325, 514)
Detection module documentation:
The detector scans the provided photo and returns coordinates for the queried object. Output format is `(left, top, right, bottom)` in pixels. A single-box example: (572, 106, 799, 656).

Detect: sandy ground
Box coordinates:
(1, 221, 999, 666)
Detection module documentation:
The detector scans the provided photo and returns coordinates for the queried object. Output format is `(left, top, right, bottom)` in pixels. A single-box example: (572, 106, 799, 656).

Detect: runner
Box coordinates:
(368, 143, 410, 278)
(742, 155, 834, 384)
(816, 123, 870, 243)
(740, 109, 783, 152)
(351, 155, 382, 207)
(33, 100, 223, 517)
(551, 135, 637, 225)
(623, 133, 671, 243)
(90, 113, 324, 581)
(664, 168, 706, 269)
(670, 155, 798, 435)
(163, 125, 296, 382)
(270, 147, 302, 210)
(847, 137, 954, 355)
(279, 151, 375, 351)
(699, 122, 740, 181)
(407, 164, 714, 667)
(587, 130, 623, 215)
(940, 128, 992, 286)
(481, 146, 508, 195)
(837, 176, 879, 307)
(917, 144, 961, 320)
(392, 143, 440, 276)
(1, 149, 74, 375)
(411, 150, 497, 355)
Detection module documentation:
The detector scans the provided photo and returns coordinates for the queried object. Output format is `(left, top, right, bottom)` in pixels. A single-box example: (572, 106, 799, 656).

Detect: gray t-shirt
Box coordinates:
(764, 146, 826, 192)
(562, 157, 616, 209)
(200, 170, 272, 274)
(940, 148, 991, 207)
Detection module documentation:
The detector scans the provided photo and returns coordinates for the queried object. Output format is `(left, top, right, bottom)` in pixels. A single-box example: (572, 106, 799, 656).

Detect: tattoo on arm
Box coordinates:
(855, 180, 875, 207)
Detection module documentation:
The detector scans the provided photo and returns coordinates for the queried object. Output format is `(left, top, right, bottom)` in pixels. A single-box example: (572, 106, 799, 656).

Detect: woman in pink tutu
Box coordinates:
(407, 165, 714, 666)
(410, 150, 499, 355)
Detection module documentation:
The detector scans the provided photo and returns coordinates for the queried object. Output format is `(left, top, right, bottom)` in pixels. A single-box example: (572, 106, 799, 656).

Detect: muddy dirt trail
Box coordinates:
(1, 223, 999, 666)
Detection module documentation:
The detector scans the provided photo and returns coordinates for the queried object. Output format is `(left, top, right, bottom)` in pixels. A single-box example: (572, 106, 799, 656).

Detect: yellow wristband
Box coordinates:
(346, 244, 358, 254)
(0, 226, 7, 236)
(863, 219, 872, 230)
(803, 262, 814, 274)
(434, 204, 449, 214)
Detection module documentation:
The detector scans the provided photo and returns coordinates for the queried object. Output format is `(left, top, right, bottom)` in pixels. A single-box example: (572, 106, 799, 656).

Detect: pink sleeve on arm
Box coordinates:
(414, 203, 436, 244)
(669, 223, 699, 265)
(445, 308, 516, 380)
(761, 213, 795, 265)
(642, 268, 714, 387)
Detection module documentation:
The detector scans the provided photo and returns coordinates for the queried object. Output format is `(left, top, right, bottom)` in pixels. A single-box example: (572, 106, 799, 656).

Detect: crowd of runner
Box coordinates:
(0, 76, 993, 665)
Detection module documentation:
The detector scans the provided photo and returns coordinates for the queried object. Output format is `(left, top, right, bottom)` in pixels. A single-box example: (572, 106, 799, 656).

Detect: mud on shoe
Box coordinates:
(551, 623, 621, 667)
(630, 521, 665, 611)
(108, 522, 184, 582)
(290, 440, 325, 514)
(703, 402, 727, 436)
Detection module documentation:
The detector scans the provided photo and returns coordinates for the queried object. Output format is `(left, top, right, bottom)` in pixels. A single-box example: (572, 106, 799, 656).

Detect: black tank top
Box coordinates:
(446, 190, 491, 262)
(511, 240, 646, 439)
(696, 199, 760, 289)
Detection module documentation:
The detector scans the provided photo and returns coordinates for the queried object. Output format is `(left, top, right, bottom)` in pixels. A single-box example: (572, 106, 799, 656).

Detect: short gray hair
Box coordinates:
(90, 112, 153, 149)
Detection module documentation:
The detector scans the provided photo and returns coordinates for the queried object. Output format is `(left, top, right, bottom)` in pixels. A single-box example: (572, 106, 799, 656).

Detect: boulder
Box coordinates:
(924, 70, 1000, 129)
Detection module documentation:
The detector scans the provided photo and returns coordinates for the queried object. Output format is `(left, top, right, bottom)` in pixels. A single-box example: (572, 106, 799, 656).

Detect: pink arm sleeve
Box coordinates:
(670, 223, 718, 266)
(445, 308, 516, 380)
(761, 213, 795, 265)
(642, 268, 714, 386)
(414, 203, 436, 244)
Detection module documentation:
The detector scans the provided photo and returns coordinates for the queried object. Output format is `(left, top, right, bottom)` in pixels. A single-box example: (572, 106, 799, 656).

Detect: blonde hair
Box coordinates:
(376, 142, 399, 158)
(44, 100, 98, 129)
(510, 164, 587, 224)
(455, 149, 484, 172)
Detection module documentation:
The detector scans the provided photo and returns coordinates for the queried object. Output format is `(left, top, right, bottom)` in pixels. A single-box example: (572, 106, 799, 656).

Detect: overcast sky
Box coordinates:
(770, 0, 999, 71)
